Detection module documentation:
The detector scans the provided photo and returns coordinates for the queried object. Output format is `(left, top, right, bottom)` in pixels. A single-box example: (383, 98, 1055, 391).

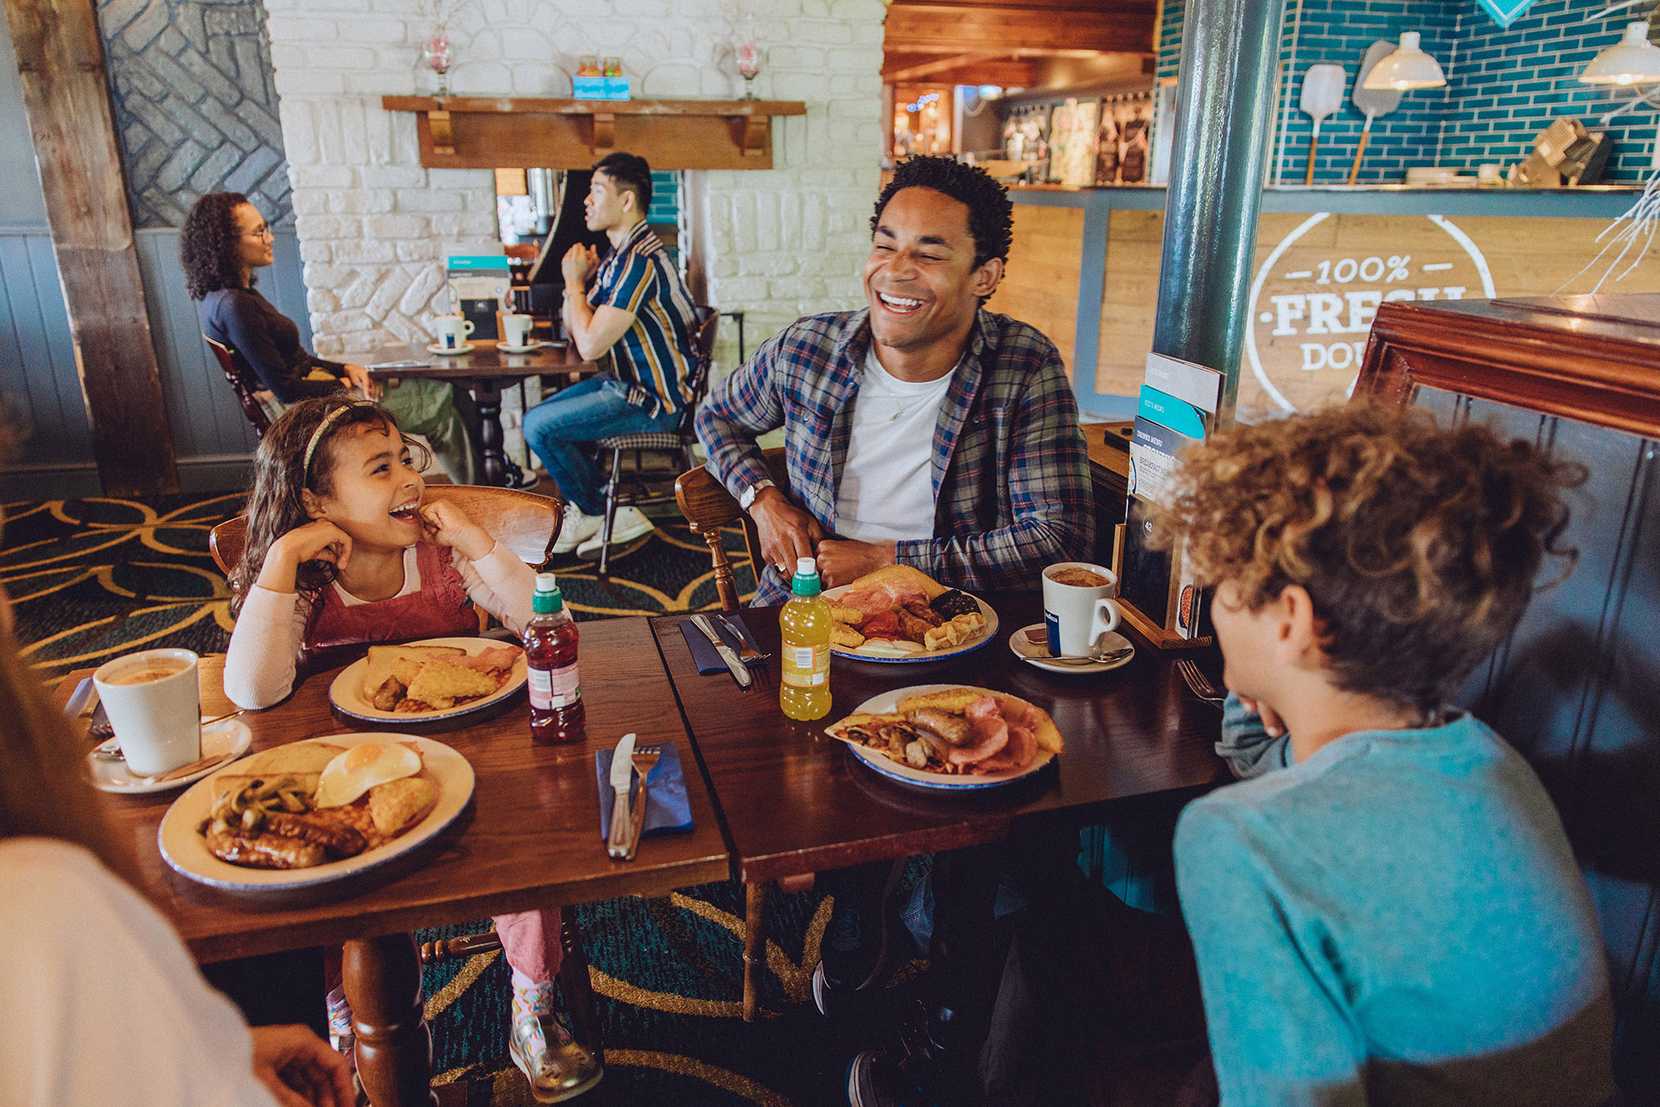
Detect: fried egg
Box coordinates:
(315, 742, 422, 808)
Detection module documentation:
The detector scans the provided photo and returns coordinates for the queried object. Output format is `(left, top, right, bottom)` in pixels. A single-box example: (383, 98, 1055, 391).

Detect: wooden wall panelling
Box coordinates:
(4, 0, 177, 494)
(997, 203, 1085, 373)
(1099, 211, 1660, 419)
(1354, 298, 1660, 1096)
(0, 230, 94, 465)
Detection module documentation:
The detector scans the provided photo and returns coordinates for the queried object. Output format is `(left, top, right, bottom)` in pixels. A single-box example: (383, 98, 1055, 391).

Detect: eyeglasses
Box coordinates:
(245, 225, 274, 240)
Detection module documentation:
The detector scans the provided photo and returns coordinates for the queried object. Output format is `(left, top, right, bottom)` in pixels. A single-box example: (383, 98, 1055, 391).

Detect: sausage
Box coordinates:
(263, 811, 368, 858)
(206, 829, 326, 869)
(907, 708, 972, 746)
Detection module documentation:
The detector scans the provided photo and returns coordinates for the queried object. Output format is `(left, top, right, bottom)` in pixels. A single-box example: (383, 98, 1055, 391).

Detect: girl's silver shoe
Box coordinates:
(508, 1015, 603, 1103)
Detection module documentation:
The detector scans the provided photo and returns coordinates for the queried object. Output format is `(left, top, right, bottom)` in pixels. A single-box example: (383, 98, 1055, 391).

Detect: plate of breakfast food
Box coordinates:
(157, 733, 473, 892)
(824, 684, 1061, 792)
(823, 566, 997, 663)
(329, 637, 526, 724)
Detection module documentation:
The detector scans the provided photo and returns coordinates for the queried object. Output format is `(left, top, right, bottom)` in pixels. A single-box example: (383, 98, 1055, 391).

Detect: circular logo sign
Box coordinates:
(1243, 213, 1495, 418)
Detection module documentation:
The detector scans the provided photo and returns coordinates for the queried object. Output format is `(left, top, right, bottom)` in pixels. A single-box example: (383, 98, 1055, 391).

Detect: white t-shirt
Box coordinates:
(0, 838, 280, 1107)
(832, 347, 956, 544)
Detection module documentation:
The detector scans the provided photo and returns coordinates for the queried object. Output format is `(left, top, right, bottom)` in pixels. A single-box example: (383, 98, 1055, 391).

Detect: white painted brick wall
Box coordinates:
(264, 0, 887, 460)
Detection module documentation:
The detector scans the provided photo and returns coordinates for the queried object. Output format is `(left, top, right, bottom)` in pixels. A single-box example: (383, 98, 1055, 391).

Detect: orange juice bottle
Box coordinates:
(779, 557, 832, 721)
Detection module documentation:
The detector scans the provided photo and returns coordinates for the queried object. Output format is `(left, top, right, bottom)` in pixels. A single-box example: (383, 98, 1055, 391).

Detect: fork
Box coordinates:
(624, 744, 663, 861)
(716, 615, 770, 666)
(1176, 659, 1226, 708)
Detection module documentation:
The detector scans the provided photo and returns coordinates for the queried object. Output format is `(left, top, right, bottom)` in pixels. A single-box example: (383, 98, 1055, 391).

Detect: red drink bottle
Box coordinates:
(525, 572, 585, 744)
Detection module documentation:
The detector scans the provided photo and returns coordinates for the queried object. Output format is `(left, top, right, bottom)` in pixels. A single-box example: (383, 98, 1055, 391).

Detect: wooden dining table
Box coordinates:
(367, 340, 601, 487)
(649, 590, 1229, 1019)
(56, 617, 728, 1107)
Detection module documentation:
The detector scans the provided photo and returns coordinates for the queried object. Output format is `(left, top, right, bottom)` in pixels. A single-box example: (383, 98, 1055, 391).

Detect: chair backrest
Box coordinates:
(203, 334, 273, 436)
(674, 446, 788, 612)
(676, 305, 721, 437)
(209, 484, 566, 580)
(1357, 294, 1660, 1098)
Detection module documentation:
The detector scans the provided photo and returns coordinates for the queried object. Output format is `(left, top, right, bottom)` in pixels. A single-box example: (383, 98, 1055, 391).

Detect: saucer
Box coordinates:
(87, 718, 253, 795)
(1008, 624, 1134, 675)
(425, 342, 475, 356)
(496, 341, 542, 354)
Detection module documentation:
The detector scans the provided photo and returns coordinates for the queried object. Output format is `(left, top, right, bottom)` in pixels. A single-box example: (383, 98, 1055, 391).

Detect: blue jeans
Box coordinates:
(522, 376, 678, 516)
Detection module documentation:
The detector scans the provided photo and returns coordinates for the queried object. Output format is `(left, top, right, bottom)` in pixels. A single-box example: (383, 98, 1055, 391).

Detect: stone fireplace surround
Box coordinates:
(262, 0, 887, 458)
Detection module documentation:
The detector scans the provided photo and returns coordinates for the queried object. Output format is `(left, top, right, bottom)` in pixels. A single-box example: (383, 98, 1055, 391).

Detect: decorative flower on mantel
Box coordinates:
(422, 31, 453, 97)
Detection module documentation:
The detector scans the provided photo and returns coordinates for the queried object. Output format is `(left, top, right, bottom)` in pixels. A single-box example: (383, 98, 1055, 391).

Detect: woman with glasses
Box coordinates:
(183, 192, 479, 484)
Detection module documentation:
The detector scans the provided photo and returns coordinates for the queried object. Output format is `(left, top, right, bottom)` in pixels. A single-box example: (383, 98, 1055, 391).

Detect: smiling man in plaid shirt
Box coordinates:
(696, 156, 1094, 606)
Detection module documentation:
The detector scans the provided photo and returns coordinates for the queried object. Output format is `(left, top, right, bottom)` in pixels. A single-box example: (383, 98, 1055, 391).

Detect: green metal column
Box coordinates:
(1152, 0, 1288, 421)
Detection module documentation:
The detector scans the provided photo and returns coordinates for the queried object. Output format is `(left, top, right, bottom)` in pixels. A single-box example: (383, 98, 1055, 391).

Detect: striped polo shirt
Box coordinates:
(587, 220, 698, 418)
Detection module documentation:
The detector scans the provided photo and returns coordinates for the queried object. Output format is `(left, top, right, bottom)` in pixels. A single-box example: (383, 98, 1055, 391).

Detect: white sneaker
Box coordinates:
(575, 507, 656, 560)
(552, 508, 602, 555)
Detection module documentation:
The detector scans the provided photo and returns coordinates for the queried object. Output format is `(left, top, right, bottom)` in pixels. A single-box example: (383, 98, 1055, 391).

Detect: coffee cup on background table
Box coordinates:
(433, 316, 474, 350)
(501, 313, 533, 347)
(1042, 562, 1122, 658)
(92, 648, 202, 774)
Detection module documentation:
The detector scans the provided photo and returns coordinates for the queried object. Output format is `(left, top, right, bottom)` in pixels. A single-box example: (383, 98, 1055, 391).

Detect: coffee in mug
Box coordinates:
(1049, 567, 1111, 588)
(502, 313, 534, 347)
(92, 648, 202, 775)
(1042, 562, 1122, 658)
(103, 660, 191, 685)
(433, 315, 474, 350)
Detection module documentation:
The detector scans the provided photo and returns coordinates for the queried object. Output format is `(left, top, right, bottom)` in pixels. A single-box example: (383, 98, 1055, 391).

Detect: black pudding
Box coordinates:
(930, 589, 979, 619)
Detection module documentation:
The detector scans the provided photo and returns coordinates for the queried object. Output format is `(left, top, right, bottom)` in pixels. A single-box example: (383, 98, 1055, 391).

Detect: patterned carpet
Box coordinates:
(2, 491, 888, 1106)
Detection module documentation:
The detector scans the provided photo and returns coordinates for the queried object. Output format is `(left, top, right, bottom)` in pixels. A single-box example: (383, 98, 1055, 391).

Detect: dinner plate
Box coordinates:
(157, 733, 474, 893)
(821, 585, 999, 664)
(424, 342, 475, 356)
(1007, 624, 1135, 675)
(329, 636, 528, 725)
(828, 683, 1056, 793)
(87, 717, 253, 795)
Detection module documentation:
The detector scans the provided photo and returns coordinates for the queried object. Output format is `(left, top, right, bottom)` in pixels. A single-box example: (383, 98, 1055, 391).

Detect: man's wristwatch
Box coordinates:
(738, 479, 774, 512)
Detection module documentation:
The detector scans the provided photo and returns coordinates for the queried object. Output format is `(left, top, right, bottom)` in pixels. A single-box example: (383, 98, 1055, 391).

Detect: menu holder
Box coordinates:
(1114, 353, 1220, 650)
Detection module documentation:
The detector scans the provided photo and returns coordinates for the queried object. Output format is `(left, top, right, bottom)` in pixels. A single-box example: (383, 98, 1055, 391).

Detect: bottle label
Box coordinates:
(781, 643, 827, 688)
(529, 664, 582, 709)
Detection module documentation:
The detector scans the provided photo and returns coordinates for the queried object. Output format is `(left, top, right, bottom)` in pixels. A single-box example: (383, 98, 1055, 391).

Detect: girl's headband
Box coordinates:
(302, 401, 364, 482)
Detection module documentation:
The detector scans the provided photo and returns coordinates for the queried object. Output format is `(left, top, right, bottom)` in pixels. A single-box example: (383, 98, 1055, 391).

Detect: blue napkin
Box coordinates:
(595, 741, 693, 840)
(679, 613, 760, 675)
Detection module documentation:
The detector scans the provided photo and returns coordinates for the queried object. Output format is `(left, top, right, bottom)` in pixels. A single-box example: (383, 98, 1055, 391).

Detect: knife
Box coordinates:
(691, 614, 753, 690)
(606, 731, 637, 860)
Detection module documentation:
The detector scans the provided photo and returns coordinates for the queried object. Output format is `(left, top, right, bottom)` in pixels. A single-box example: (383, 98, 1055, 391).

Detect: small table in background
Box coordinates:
(367, 341, 601, 487)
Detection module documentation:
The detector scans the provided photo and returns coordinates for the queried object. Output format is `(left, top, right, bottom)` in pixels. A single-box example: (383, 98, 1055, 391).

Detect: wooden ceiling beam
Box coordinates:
(884, 51, 1004, 82)
(884, 3, 1156, 55)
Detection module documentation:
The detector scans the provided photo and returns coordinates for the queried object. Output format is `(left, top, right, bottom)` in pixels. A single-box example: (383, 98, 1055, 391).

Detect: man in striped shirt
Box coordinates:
(524, 152, 700, 559)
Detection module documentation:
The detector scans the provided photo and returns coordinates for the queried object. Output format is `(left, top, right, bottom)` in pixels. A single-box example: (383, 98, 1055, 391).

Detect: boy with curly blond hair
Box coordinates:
(1159, 404, 1614, 1105)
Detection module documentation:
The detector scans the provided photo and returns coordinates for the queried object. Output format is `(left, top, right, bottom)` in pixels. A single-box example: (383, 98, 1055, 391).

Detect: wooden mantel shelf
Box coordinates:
(382, 96, 808, 171)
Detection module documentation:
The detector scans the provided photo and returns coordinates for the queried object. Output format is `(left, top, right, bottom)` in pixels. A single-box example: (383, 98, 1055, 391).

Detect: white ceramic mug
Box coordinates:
(501, 313, 533, 347)
(1042, 562, 1122, 658)
(434, 316, 474, 350)
(92, 648, 202, 774)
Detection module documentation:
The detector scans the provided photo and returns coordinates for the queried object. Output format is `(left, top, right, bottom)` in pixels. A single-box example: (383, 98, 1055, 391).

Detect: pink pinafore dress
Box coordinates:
(304, 542, 481, 653)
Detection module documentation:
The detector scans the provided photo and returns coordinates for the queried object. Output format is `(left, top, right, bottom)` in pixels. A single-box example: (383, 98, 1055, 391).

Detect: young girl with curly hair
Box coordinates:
(223, 396, 600, 1102)
(182, 192, 478, 484)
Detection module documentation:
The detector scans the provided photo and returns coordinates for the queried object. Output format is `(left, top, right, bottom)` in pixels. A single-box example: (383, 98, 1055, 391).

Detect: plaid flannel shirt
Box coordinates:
(695, 307, 1095, 605)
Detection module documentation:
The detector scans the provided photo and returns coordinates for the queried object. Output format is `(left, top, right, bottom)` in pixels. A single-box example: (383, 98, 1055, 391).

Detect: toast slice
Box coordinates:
(361, 644, 468, 702)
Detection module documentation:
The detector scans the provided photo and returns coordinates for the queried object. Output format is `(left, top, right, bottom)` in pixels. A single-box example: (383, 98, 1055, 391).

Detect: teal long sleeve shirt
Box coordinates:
(1176, 698, 1614, 1106)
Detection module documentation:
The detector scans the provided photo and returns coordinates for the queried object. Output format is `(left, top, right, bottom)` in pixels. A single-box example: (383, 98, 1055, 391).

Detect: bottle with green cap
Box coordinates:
(525, 571, 585, 744)
(779, 556, 832, 721)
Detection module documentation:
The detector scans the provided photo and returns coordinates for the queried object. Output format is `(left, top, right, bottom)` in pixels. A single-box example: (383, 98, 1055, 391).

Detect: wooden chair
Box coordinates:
(203, 335, 275, 437)
(210, 484, 566, 577)
(591, 305, 721, 577)
(672, 446, 789, 613)
(673, 445, 814, 1021)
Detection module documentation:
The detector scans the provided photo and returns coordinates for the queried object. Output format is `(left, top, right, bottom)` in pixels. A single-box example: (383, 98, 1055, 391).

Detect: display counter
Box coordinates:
(1000, 184, 1660, 422)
